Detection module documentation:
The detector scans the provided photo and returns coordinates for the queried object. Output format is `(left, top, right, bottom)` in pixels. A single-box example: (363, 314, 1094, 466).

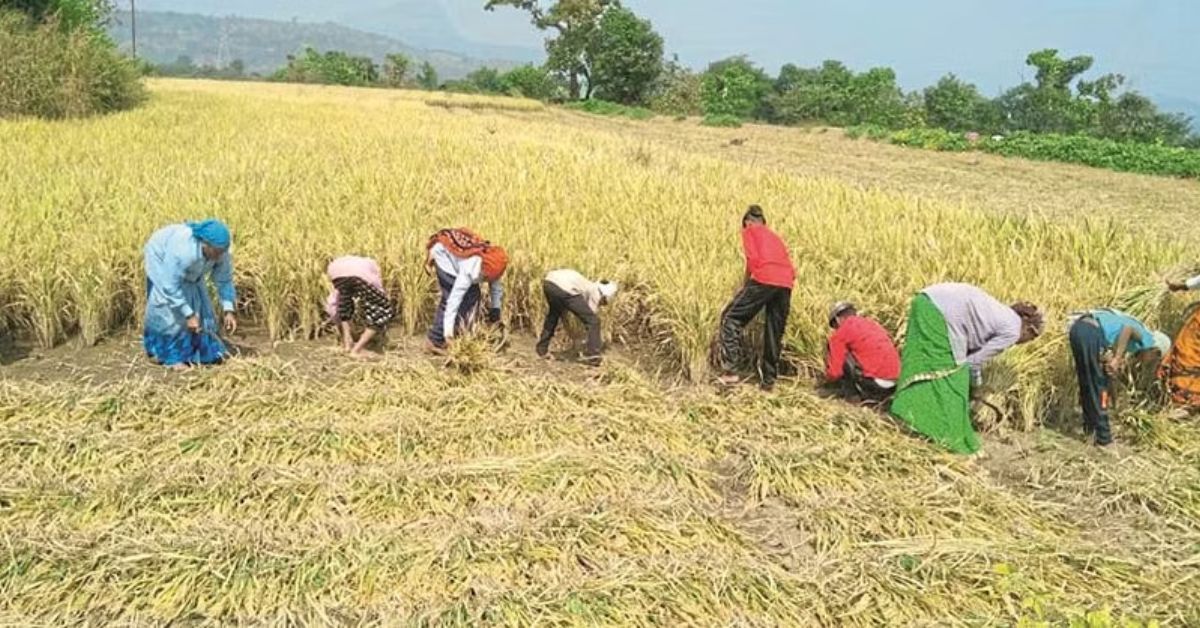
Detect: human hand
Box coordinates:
(1104, 355, 1125, 376)
(223, 312, 238, 334)
(1167, 281, 1189, 293)
(186, 316, 201, 333)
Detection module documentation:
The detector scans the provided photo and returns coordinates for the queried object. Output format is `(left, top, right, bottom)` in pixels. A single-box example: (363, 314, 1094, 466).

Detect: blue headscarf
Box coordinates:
(187, 219, 232, 250)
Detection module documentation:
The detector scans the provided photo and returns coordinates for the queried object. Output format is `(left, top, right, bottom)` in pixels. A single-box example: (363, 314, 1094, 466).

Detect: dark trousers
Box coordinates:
(536, 281, 601, 358)
(719, 280, 791, 385)
(427, 268, 481, 347)
(1069, 318, 1112, 445)
(840, 355, 895, 402)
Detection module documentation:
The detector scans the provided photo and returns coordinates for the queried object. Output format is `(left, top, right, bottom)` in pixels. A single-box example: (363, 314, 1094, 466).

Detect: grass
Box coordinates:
(565, 99, 656, 120)
(1, 343, 1197, 624)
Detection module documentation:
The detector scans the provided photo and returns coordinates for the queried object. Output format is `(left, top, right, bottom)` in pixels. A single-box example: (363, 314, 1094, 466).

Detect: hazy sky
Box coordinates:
(440, 0, 1198, 102)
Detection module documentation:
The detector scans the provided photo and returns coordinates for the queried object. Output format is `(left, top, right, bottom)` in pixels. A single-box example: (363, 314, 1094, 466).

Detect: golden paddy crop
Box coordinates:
(1, 79, 1194, 423)
(2, 79, 1200, 624)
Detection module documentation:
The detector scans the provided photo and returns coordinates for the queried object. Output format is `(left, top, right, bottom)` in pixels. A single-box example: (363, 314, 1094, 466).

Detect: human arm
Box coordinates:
(211, 252, 237, 312)
(825, 329, 849, 382)
(1169, 275, 1200, 292)
(442, 262, 479, 341)
(487, 278, 505, 323)
(211, 252, 238, 332)
(1106, 325, 1142, 373)
(741, 229, 757, 282)
(966, 325, 1021, 387)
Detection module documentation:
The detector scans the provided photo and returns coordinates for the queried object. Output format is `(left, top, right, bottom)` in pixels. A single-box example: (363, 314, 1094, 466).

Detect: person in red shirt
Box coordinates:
(824, 301, 901, 403)
(717, 205, 796, 391)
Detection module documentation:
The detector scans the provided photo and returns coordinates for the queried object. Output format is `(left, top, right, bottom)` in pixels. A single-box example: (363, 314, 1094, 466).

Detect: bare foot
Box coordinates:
(717, 374, 741, 387)
(424, 340, 448, 356)
(349, 350, 377, 361)
(169, 363, 192, 372)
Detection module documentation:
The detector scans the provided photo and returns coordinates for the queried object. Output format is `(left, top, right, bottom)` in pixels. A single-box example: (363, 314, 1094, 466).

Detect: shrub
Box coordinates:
(565, 99, 655, 120)
(846, 124, 1200, 179)
(0, 11, 145, 119)
(701, 113, 743, 128)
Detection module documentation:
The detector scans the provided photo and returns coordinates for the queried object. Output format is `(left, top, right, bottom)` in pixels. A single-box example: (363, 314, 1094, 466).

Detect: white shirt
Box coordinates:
(545, 269, 603, 314)
(430, 243, 504, 340)
(1187, 274, 1200, 290)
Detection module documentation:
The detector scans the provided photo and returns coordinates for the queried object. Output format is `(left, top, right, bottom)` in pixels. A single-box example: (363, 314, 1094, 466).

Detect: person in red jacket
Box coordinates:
(717, 205, 796, 391)
(824, 301, 901, 403)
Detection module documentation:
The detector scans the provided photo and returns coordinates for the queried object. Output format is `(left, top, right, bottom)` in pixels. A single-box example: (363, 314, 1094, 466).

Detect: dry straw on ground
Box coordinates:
(2, 346, 1198, 625)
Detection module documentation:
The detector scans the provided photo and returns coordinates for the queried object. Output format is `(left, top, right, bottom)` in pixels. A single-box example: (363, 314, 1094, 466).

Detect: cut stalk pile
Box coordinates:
(1, 354, 1197, 624)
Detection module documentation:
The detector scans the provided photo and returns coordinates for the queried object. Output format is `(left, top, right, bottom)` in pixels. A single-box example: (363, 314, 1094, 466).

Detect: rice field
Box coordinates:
(2, 79, 1199, 624)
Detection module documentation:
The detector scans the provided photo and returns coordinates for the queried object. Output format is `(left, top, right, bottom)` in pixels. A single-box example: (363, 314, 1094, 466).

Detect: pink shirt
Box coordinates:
(325, 256, 385, 319)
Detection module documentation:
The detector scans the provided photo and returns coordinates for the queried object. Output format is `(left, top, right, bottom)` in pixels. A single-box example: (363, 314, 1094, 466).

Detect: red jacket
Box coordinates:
(742, 224, 795, 288)
(825, 315, 901, 382)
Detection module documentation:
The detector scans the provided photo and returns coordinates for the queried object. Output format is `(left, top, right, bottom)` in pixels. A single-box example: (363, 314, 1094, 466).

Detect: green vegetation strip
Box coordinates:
(848, 125, 1200, 179)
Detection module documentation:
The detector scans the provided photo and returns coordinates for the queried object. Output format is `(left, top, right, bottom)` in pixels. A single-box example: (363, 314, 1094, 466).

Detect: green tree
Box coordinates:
(467, 66, 504, 92)
(767, 60, 851, 125)
(588, 5, 662, 105)
(1, 0, 111, 32)
(998, 49, 1095, 134)
(700, 56, 771, 120)
(484, 0, 617, 100)
(649, 55, 702, 116)
(417, 61, 438, 90)
(274, 48, 377, 86)
(499, 64, 559, 100)
(922, 74, 999, 132)
(383, 53, 410, 87)
(1096, 91, 1193, 146)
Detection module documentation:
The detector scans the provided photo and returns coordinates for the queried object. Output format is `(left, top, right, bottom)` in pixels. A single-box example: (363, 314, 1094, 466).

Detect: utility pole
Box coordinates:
(131, 0, 138, 58)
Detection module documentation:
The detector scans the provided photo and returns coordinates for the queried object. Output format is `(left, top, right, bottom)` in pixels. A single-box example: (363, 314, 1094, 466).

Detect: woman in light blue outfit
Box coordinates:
(142, 219, 239, 367)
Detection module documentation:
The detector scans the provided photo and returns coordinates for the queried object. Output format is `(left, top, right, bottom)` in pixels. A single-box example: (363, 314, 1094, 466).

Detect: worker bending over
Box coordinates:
(535, 268, 619, 364)
(425, 228, 508, 353)
(824, 301, 901, 404)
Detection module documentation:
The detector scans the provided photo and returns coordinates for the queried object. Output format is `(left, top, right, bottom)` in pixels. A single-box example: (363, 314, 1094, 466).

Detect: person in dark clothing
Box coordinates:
(1068, 309, 1170, 446)
(717, 205, 796, 391)
(823, 301, 901, 403)
(535, 269, 619, 364)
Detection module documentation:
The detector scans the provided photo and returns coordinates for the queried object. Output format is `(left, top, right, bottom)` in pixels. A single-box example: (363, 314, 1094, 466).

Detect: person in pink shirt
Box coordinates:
(325, 256, 394, 358)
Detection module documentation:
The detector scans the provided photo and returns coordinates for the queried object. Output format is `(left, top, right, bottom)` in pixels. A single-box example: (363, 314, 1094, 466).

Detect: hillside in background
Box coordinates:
(131, 0, 541, 63)
(108, 10, 519, 78)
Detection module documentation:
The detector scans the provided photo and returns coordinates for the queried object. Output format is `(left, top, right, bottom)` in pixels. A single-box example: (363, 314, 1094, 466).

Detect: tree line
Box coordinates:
(255, 1, 1195, 149)
(478, 0, 1197, 148)
(5, 0, 1197, 151)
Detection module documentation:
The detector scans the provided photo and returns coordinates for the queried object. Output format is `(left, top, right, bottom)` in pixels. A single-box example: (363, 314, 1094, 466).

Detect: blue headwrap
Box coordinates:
(187, 219, 232, 250)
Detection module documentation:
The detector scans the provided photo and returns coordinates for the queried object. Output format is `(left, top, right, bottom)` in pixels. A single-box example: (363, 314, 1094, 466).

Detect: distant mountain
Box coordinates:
(108, 11, 521, 79)
(133, 0, 542, 64)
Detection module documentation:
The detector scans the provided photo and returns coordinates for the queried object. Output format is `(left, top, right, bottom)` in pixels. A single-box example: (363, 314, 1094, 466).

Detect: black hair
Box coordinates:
(742, 204, 766, 227)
